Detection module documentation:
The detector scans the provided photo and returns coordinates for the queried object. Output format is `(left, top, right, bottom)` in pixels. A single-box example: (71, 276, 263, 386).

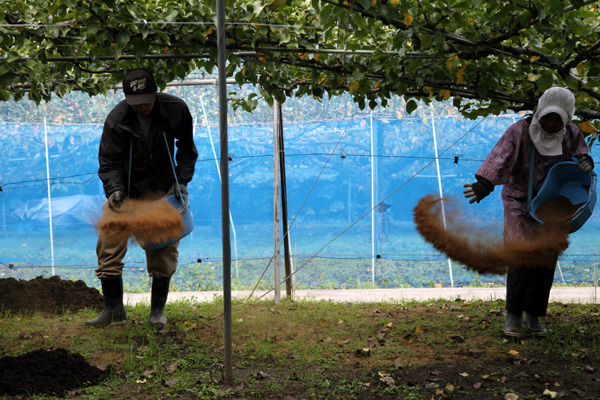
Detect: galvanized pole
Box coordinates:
(44, 117, 55, 277)
(276, 102, 293, 299)
(370, 112, 376, 287)
(430, 112, 453, 287)
(216, 0, 233, 385)
(273, 101, 281, 304)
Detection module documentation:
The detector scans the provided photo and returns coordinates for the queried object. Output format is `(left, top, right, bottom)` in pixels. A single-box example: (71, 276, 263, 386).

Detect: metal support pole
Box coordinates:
(216, 0, 233, 385)
(199, 101, 239, 278)
(277, 102, 293, 299)
(348, 178, 352, 224)
(557, 261, 566, 284)
(273, 101, 281, 304)
(370, 112, 376, 287)
(430, 113, 453, 287)
(43, 117, 55, 277)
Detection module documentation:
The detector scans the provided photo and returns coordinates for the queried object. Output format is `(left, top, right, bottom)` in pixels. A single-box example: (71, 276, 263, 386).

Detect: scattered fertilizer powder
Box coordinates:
(98, 198, 184, 247)
(413, 195, 571, 275)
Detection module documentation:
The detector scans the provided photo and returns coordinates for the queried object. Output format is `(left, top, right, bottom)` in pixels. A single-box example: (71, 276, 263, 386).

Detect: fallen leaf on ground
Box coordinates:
(318, 318, 327, 326)
(460, 372, 469, 377)
(571, 388, 586, 397)
(543, 388, 557, 398)
(473, 382, 482, 389)
(136, 378, 147, 384)
(167, 363, 177, 373)
(414, 327, 422, 333)
(509, 350, 519, 355)
(67, 389, 84, 397)
(268, 308, 279, 314)
(469, 349, 486, 358)
(393, 357, 409, 369)
(163, 378, 178, 387)
(252, 371, 270, 379)
(380, 376, 395, 387)
(403, 333, 417, 343)
(584, 365, 594, 373)
(449, 335, 464, 343)
(429, 370, 442, 375)
(142, 366, 157, 378)
(356, 348, 371, 357)
(445, 383, 454, 391)
(337, 339, 349, 345)
(505, 393, 519, 400)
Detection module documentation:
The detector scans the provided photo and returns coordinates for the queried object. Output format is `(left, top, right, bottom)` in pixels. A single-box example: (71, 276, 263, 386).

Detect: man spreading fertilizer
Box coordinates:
(86, 69, 198, 328)
(463, 87, 593, 337)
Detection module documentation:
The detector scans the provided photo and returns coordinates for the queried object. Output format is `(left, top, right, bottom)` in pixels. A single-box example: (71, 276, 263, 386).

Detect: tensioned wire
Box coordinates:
(254, 115, 489, 300)
(246, 110, 359, 298)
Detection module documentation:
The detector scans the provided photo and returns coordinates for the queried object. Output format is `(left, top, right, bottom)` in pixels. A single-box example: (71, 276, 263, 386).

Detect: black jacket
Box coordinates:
(98, 93, 198, 199)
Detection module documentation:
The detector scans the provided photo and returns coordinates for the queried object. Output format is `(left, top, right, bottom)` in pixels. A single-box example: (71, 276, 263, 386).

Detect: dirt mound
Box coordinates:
(0, 275, 104, 316)
(0, 348, 105, 397)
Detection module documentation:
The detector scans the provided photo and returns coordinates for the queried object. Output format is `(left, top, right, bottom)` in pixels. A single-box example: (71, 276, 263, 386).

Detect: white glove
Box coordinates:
(578, 154, 594, 172)
(108, 191, 125, 211)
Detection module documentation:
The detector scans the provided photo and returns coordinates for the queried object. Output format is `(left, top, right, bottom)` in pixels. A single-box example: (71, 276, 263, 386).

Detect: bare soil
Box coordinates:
(0, 348, 106, 398)
(0, 275, 104, 316)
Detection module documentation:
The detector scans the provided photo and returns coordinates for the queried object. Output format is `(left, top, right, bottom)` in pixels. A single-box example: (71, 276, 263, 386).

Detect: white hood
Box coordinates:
(528, 87, 575, 156)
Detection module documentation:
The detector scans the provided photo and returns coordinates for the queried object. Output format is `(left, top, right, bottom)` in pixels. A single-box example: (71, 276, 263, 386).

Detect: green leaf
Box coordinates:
(154, 30, 171, 45)
(0, 71, 14, 88)
(5, 51, 20, 63)
(165, 7, 178, 22)
(116, 30, 131, 48)
(566, 15, 590, 36)
(565, 75, 579, 90)
(406, 99, 418, 114)
(539, 70, 554, 92)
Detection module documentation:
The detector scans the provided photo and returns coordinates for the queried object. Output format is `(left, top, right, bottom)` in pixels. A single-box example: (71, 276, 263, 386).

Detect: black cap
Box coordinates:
(122, 69, 157, 105)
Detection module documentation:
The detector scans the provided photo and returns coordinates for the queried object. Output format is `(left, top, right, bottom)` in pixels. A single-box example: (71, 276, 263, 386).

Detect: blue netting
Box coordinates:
(1, 92, 598, 289)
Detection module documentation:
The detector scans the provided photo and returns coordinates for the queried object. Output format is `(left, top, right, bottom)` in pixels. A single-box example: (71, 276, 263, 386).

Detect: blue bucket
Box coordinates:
(141, 194, 194, 251)
(529, 159, 597, 233)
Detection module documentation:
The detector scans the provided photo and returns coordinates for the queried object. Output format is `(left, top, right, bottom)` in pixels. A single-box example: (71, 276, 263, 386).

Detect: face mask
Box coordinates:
(539, 125, 565, 138)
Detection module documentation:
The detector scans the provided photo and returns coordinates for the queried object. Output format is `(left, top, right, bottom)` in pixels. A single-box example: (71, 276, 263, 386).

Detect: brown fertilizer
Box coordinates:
(413, 195, 569, 275)
(535, 196, 583, 224)
(97, 198, 184, 247)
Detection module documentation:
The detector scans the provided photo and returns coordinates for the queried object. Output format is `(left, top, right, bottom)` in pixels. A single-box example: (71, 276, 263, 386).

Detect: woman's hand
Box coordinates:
(463, 183, 480, 204)
(577, 154, 594, 172)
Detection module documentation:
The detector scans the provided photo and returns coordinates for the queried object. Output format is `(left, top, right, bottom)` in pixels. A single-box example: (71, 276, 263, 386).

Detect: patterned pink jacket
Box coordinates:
(476, 118, 589, 240)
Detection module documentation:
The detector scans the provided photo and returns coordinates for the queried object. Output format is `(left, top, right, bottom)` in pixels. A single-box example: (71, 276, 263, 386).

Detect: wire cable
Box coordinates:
(246, 113, 358, 298)
(256, 116, 489, 300)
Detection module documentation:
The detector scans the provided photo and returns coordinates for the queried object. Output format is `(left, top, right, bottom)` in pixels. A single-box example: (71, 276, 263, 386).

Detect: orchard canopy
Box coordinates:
(1, 0, 600, 136)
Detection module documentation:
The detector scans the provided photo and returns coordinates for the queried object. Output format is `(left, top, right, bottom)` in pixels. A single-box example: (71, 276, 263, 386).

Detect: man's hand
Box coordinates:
(108, 191, 125, 211)
(167, 183, 188, 199)
(577, 154, 594, 172)
(463, 184, 480, 204)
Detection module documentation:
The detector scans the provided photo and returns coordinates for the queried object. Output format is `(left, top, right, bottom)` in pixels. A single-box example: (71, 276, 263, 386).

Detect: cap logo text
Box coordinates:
(130, 78, 147, 91)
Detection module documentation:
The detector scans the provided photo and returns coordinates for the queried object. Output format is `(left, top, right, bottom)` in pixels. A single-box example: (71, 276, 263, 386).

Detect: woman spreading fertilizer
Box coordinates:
(463, 87, 593, 337)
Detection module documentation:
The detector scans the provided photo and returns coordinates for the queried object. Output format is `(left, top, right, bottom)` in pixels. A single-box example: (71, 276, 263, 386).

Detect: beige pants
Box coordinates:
(95, 202, 179, 279)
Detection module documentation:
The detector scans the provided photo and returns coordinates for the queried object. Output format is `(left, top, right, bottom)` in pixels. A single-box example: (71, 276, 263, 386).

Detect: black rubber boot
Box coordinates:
(524, 312, 547, 336)
(149, 277, 171, 329)
(85, 275, 127, 327)
(503, 311, 522, 337)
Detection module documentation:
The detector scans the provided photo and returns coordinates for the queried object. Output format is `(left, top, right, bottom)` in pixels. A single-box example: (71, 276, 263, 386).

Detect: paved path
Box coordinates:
(124, 287, 600, 305)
